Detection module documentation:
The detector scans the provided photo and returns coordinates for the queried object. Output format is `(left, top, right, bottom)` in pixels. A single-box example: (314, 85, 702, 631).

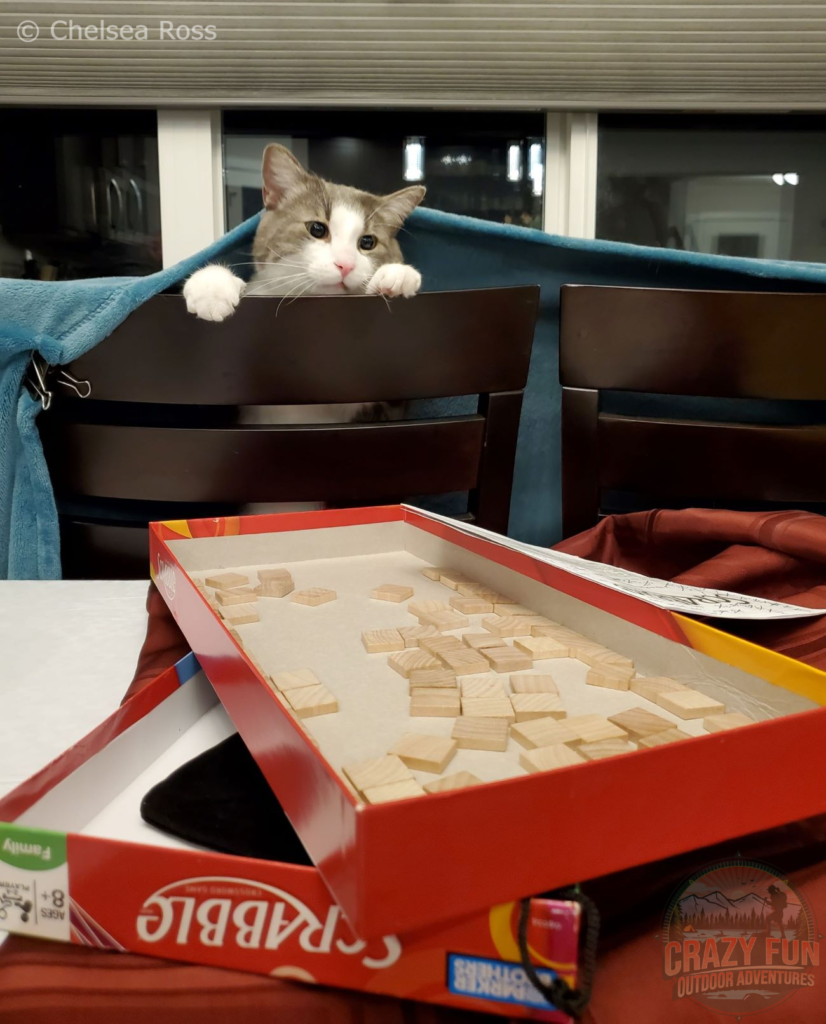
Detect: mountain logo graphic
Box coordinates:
(660, 858, 819, 1016)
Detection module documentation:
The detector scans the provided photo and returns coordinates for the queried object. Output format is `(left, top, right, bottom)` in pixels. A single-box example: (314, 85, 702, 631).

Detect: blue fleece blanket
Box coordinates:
(4, 207, 826, 578)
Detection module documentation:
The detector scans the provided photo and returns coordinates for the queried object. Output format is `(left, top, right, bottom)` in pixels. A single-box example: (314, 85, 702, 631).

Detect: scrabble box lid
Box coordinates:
(149, 505, 826, 939)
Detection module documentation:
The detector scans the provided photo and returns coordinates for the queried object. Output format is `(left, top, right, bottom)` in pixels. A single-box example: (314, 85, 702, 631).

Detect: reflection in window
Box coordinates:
(223, 111, 544, 231)
(0, 108, 161, 280)
(597, 115, 826, 263)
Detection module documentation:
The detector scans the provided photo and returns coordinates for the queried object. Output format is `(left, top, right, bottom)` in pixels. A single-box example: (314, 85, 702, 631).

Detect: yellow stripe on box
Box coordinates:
(160, 519, 193, 538)
(674, 613, 826, 706)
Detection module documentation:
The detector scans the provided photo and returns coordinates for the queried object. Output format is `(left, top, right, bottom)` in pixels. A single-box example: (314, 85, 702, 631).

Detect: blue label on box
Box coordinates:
(174, 652, 201, 686)
(447, 952, 557, 1009)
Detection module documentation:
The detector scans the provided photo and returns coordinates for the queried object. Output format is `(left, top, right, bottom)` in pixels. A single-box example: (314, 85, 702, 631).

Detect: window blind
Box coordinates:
(1, 1, 824, 109)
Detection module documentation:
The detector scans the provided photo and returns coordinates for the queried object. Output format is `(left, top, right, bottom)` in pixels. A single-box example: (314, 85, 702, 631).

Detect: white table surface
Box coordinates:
(0, 580, 151, 949)
(0, 581, 151, 801)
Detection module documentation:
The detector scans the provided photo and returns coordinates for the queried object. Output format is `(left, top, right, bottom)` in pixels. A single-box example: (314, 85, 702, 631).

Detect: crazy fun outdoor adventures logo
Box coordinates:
(661, 860, 820, 1015)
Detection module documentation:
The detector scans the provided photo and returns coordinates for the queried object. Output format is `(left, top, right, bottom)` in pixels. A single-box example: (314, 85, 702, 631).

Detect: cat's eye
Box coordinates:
(307, 221, 328, 239)
(359, 234, 377, 251)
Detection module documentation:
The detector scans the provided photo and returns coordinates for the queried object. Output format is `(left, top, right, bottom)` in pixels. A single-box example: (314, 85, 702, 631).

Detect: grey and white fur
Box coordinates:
(183, 144, 425, 425)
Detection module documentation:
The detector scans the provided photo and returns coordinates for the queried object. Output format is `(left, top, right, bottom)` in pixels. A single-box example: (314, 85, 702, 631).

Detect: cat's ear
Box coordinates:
(378, 185, 426, 232)
(261, 144, 307, 210)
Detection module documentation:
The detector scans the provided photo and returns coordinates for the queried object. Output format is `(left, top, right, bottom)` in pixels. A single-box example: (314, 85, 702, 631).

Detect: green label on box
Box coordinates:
(0, 824, 67, 871)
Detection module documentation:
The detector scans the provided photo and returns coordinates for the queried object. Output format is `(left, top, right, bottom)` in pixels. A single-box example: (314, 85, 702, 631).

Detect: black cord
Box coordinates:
(518, 887, 600, 1018)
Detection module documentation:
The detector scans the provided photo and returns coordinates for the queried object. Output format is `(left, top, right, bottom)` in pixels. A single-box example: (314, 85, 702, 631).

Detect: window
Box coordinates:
(596, 115, 826, 263)
(223, 111, 545, 231)
(0, 109, 161, 280)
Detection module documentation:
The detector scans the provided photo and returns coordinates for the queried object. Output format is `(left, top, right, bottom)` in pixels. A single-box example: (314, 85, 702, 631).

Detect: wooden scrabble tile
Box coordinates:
(481, 615, 535, 638)
(437, 648, 490, 676)
(450, 595, 494, 615)
(493, 603, 535, 617)
(388, 648, 441, 678)
(569, 640, 611, 662)
(408, 599, 450, 618)
(530, 623, 566, 638)
(254, 578, 294, 598)
(291, 588, 336, 607)
(362, 629, 404, 654)
(451, 717, 509, 752)
(513, 636, 570, 661)
(461, 677, 507, 698)
(221, 605, 259, 626)
(463, 633, 508, 651)
(457, 583, 509, 601)
(595, 648, 635, 673)
(398, 624, 443, 648)
(409, 689, 462, 717)
(205, 571, 248, 590)
(607, 707, 676, 740)
(482, 646, 533, 673)
(585, 664, 632, 691)
(510, 673, 559, 694)
(510, 693, 567, 722)
(461, 697, 516, 722)
(438, 571, 477, 590)
(703, 711, 755, 733)
(638, 727, 693, 748)
(511, 717, 578, 749)
(408, 668, 457, 691)
(565, 714, 629, 744)
(419, 634, 464, 656)
(388, 733, 458, 773)
(423, 771, 484, 794)
(371, 583, 414, 603)
(343, 755, 412, 794)
(630, 676, 688, 703)
(270, 668, 320, 691)
(216, 587, 258, 606)
(655, 689, 726, 720)
(258, 567, 293, 582)
(282, 684, 338, 718)
(421, 566, 454, 581)
(363, 779, 426, 804)
(578, 739, 637, 761)
(532, 624, 588, 643)
(577, 646, 634, 677)
(520, 744, 585, 774)
(418, 609, 470, 631)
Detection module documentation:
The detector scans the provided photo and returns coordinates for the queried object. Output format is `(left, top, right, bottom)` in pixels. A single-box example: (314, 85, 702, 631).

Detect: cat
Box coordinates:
(184, 142, 424, 319)
(182, 143, 425, 426)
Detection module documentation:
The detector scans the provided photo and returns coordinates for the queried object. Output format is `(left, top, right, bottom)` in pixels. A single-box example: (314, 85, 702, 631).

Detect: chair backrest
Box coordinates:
(40, 286, 539, 578)
(559, 284, 826, 538)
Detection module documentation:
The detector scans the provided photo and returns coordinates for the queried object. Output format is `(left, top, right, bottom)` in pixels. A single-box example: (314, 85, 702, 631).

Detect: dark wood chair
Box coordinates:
(39, 286, 539, 578)
(560, 284, 826, 538)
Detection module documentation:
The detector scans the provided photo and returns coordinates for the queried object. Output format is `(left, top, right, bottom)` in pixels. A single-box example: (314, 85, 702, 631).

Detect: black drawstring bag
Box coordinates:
(142, 734, 599, 1015)
(140, 733, 312, 865)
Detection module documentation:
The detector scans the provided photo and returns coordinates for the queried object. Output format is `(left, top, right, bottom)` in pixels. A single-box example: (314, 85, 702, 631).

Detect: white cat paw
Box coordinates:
(367, 263, 422, 298)
(183, 265, 246, 322)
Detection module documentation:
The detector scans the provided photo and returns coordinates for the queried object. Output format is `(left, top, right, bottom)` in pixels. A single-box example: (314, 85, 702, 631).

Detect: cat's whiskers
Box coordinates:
(275, 276, 316, 318)
(264, 245, 308, 269)
(243, 271, 311, 298)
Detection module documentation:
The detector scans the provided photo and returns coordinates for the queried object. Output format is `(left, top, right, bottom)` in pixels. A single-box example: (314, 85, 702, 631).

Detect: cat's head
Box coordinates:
(252, 144, 425, 294)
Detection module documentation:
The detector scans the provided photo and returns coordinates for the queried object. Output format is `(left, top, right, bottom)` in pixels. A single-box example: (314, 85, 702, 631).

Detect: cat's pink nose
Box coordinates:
(335, 260, 355, 279)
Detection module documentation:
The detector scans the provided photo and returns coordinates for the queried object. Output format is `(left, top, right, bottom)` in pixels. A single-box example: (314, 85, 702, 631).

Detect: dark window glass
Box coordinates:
(223, 110, 545, 231)
(597, 114, 826, 263)
(0, 108, 161, 280)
